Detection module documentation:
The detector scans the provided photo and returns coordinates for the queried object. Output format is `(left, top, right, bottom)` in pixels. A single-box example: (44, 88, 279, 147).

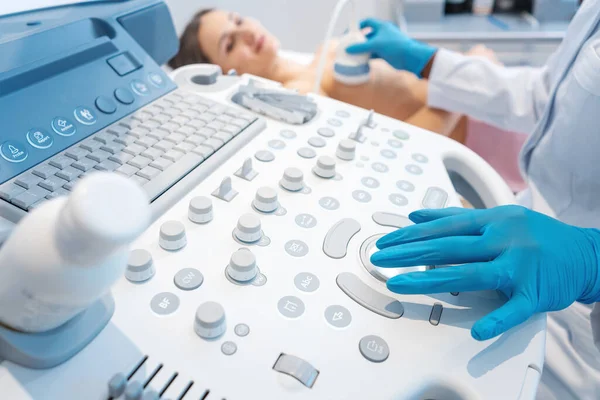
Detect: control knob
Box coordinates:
(313, 156, 336, 179)
(194, 301, 226, 340)
(226, 249, 258, 282)
(234, 213, 262, 243)
(336, 139, 356, 161)
(280, 167, 304, 192)
(253, 187, 279, 213)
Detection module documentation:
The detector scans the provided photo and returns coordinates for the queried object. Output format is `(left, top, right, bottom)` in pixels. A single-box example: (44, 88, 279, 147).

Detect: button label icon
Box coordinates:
(1, 141, 28, 163)
(148, 72, 165, 88)
(131, 79, 150, 96)
(285, 239, 309, 257)
(74, 107, 97, 125)
(324, 305, 352, 328)
(52, 117, 76, 136)
(277, 296, 305, 318)
(294, 272, 320, 293)
(27, 128, 54, 149)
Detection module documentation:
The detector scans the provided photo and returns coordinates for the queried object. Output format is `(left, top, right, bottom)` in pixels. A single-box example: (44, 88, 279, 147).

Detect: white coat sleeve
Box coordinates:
(592, 304, 600, 351)
(427, 49, 551, 135)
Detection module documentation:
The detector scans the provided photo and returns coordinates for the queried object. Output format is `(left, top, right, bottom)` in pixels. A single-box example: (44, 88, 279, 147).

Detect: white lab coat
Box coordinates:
(425, 1, 600, 398)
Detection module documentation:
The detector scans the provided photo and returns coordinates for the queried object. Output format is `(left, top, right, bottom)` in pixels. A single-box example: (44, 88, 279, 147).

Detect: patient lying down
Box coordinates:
(169, 9, 492, 140)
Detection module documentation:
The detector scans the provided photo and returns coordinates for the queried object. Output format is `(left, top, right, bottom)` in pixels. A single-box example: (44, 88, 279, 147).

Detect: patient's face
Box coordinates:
(199, 10, 280, 76)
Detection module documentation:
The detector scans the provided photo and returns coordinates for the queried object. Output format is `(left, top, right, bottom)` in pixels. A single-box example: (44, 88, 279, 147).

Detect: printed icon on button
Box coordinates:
(158, 297, 171, 309)
(57, 119, 67, 128)
(284, 300, 298, 313)
(9, 145, 19, 155)
(301, 275, 313, 289)
(182, 271, 196, 284)
(332, 312, 344, 321)
(80, 108, 94, 121)
(366, 340, 380, 353)
(288, 242, 304, 254)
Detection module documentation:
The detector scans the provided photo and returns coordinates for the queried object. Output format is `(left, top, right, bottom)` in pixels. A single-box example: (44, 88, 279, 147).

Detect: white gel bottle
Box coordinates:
(0, 172, 150, 333)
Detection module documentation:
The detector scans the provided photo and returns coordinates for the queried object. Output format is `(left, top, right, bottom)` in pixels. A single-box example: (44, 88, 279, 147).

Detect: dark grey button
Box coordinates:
(429, 303, 443, 326)
(255, 150, 275, 162)
(273, 353, 319, 388)
(150, 292, 180, 315)
(159, 221, 187, 251)
(393, 130, 410, 140)
(422, 187, 448, 209)
(412, 153, 429, 163)
(280, 129, 297, 139)
(295, 213, 317, 228)
(124, 381, 144, 400)
(221, 341, 237, 356)
(174, 268, 204, 290)
(396, 180, 415, 192)
(389, 193, 408, 207)
(380, 149, 396, 159)
(352, 190, 372, 203)
(406, 164, 423, 175)
(335, 110, 350, 118)
(278, 296, 305, 318)
(328, 118, 342, 127)
(308, 137, 326, 148)
(323, 218, 361, 259)
(126, 249, 155, 283)
(372, 162, 389, 173)
(388, 139, 403, 148)
(285, 240, 309, 257)
(318, 127, 335, 138)
(294, 272, 320, 293)
(319, 196, 340, 210)
(234, 323, 250, 337)
(268, 139, 286, 150)
(336, 272, 404, 319)
(297, 147, 316, 159)
(361, 176, 380, 189)
(108, 373, 127, 398)
(372, 212, 411, 229)
(359, 335, 390, 363)
(324, 305, 352, 328)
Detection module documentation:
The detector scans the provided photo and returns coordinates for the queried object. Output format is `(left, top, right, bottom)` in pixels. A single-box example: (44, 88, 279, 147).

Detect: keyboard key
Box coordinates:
(108, 124, 130, 136)
(139, 120, 160, 131)
(95, 159, 121, 172)
(109, 152, 134, 165)
(214, 132, 233, 143)
(114, 134, 138, 146)
(46, 187, 70, 200)
(184, 135, 207, 146)
(216, 115, 233, 124)
(49, 155, 74, 170)
(154, 140, 175, 152)
(181, 110, 200, 119)
(128, 155, 152, 169)
(197, 114, 215, 124)
(160, 122, 179, 133)
(130, 174, 149, 187)
(198, 127, 216, 137)
(0, 182, 26, 201)
(230, 118, 249, 128)
(171, 116, 190, 126)
(206, 121, 225, 131)
(204, 138, 224, 151)
(87, 150, 112, 163)
(162, 107, 181, 117)
(162, 149, 185, 162)
(56, 166, 83, 182)
(149, 157, 173, 171)
(65, 147, 90, 161)
(100, 142, 125, 154)
(128, 127, 150, 138)
(72, 157, 98, 172)
(132, 110, 153, 121)
(28, 199, 46, 210)
(63, 179, 79, 191)
(115, 164, 139, 177)
(174, 102, 192, 110)
(165, 133, 186, 144)
(210, 104, 227, 114)
(80, 139, 103, 152)
(147, 130, 168, 140)
(15, 173, 43, 189)
(151, 113, 170, 124)
(223, 125, 241, 135)
(122, 143, 146, 156)
(12, 191, 43, 209)
(135, 136, 158, 148)
(192, 145, 213, 159)
(137, 166, 161, 180)
(176, 126, 196, 136)
(140, 147, 164, 161)
(119, 116, 141, 129)
(174, 142, 195, 153)
(186, 119, 205, 130)
(145, 105, 163, 116)
(32, 164, 60, 179)
(93, 131, 113, 144)
(39, 175, 67, 192)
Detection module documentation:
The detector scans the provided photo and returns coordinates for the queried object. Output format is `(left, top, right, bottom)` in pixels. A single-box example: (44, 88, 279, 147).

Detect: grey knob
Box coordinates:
(280, 167, 304, 191)
(124, 381, 143, 400)
(159, 220, 186, 251)
(189, 196, 213, 224)
(126, 249, 155, 282)
(336, 139, 356, 161)
(227, 249, 258, 282)
(313, 155, 336, 179)
(234, 213, 262, 243)
(194, 301, 226, 340)
(253, 187, 279, 213)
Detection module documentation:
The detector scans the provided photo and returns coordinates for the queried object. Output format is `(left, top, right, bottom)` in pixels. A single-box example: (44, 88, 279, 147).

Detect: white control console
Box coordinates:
(0, 65, 546, 400)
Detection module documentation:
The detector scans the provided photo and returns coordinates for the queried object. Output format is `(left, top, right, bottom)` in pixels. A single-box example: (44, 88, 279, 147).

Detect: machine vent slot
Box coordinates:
(143, 363, 164, 388)
(199, 389, 211, 400)
(160, 372, 179, 397)
(127, 355, 148, 380)
(177, 381, 194, 399)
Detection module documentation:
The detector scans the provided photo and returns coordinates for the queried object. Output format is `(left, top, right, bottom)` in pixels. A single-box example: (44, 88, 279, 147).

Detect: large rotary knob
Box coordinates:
(194, 301, 226, 340)
(336, 139, 356, 161)
(226, 249, 258, 282)
(313, 156, 336, 179)
(280, 167, 304, 192)
(252, 187, 279, 213)
(234, 213, 262, 243)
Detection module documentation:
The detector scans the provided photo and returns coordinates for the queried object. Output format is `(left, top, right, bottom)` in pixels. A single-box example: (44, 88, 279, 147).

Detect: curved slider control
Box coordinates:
(273, 353, 319, 388)
(323, 218, 361, 259)
(336, 272, 404, 319)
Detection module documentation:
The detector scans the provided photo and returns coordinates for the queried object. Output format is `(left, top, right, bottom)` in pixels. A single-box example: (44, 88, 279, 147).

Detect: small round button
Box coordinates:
(126, 249, 155, 283)
(221, 341, 237, 356)
(335, 110, 350, 118)
(328, 118, 342, 127)
(159, 220, 187, 251)
(234, 213, 262, 243)
(297, 147, 316, 159)
(131, 79, 150, 96)
(325, 305, 352, 328)
(150, 292, 180, 315)
(51, 117, 76, 136)
(253, 187, 279, 213)
(114, 87, 135, 105)
(389, 193, 409, 207)
(412, 153, 429, 163)
(388, 139, 403, 148)
(227, 249, 258, 282)
(255, 150, 275, 162)
(336, 139, 356, 161)
(280, 129, 297, 139)
(268, 139, 286, 150)
(148, 72, 166, 88)
(1, 141, 28, 163)
(352, 190, 372, 203)
(372, 162, 389, 173)
(313, 155, 336, 179)
(285, 239, 309, 258)
(234, 323, 250, 337)
(295, 213, 317, 228)
(319, 196, 340, 210)
(26, 128, 54, 149)
(174, 268, 204, 291)
(393, 130, 410, 140)
(294, 272, 320, 293)
(308, 137, 326, 148)
(406, 164, 423, 175)
(74, 106, 97, 125)
(277, 296, 305, 319)
(361, 177, 380, 189)
(359, 335, 390, 363)
(95, 96, 117, 114)
(397, 180, 415, 192)
(194, 301, 226, 340)
(280, 167, 304, 192)
(188, 196, 213, 224)
(380, 149, 397, 159)
(318, 127, 335, 138)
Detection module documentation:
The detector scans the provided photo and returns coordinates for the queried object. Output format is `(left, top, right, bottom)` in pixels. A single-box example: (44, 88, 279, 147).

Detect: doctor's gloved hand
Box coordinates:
(370, 206, 600, 341)
(345, 18, 437, 77)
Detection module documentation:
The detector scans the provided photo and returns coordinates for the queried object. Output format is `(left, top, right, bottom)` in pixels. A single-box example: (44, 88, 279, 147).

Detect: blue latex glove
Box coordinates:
(371, 206, 600, 341)
(346, 18, 437, 77)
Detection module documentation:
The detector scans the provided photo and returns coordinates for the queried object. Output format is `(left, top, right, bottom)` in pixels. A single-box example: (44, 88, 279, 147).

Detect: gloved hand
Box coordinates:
(370, 206, 600, 341)
(346, 18, 437, 77)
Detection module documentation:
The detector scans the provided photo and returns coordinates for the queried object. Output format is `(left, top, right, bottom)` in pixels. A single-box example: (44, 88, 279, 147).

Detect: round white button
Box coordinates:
(280, 167, 304, 191)
(227, 249, 258, 282)
(313, 156, 336, 179)
(336, 139, 356, 161)
(234, 213, 262, 243)
(159, 221, 186, 251)
(188, 196, 213, 224)
(253, 187, 279, 213)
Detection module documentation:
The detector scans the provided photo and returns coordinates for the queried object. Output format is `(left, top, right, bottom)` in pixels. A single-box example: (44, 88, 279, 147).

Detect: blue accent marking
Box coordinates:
(51, 117, 76, 136)
(148, 72, 166, 88)
(1, 141, 28, 163)
(487, 15, 510, 31)
(131, 79, 150, 96)
(26, 128, 54, 149)
(334, 63, 370, 77)
(74, 106, 97, 125)
(95, 95, 117, 114)
(114, 87, 134, 105)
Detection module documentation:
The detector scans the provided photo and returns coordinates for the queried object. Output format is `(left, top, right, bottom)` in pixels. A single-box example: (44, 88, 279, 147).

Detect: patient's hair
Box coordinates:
(168, 9, 214, 70)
